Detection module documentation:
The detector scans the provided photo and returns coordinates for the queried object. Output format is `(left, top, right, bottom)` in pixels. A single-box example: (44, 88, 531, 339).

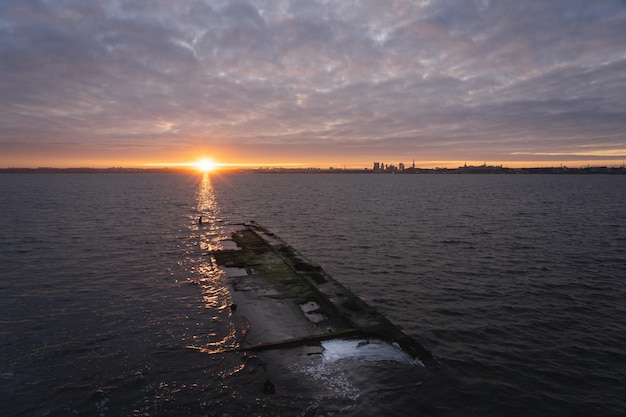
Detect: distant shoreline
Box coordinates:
(1, 166, 625, 175)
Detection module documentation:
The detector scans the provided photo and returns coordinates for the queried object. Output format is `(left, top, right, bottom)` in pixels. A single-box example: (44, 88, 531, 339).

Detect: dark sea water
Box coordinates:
(1, 173, 625, 416)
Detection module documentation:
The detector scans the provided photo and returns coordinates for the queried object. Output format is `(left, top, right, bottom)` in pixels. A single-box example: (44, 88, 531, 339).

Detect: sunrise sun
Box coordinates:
(195, 158, 217, 172)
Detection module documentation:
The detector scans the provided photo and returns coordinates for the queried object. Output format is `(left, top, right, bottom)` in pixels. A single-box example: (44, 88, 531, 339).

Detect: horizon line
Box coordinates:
(2, 163, 625, 171)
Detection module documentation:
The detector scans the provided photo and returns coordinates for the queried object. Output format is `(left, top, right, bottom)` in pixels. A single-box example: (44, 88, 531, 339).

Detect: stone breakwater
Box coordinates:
(212, 221, 433, 363)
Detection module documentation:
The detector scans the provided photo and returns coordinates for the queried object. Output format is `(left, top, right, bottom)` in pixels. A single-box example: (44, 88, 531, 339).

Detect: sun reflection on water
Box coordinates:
(197, 173, 218, 225)
(180, 173, 243, 354)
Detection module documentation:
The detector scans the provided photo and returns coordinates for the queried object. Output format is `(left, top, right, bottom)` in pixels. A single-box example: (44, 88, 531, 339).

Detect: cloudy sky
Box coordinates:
(1, 0, 625, 168)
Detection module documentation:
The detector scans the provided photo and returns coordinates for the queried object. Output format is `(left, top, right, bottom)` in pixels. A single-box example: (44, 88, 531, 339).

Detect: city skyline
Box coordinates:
(1, 1, 625, 169)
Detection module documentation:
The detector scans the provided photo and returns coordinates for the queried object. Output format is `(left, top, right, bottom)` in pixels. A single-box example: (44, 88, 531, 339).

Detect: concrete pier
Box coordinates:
(212, 222, 433, 363)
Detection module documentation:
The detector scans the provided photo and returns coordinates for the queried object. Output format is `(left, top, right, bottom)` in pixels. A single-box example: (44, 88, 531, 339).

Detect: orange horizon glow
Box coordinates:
(141, 158, 306, 172)
(3, 155, 626, 171)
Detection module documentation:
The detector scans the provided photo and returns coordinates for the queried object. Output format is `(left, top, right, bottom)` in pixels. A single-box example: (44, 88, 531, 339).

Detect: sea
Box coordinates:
(1, 172, 625, 417)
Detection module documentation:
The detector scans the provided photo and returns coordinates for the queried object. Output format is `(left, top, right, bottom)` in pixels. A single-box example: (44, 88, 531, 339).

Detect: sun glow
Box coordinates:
(195, 158, 217, 172)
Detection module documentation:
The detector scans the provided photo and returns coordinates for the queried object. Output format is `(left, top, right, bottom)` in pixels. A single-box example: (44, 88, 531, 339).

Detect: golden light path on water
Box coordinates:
(184, 173, 240, 356)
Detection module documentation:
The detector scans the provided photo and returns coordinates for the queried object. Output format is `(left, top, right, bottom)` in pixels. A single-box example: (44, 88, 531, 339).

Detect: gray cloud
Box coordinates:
(1, 0, 625, 166)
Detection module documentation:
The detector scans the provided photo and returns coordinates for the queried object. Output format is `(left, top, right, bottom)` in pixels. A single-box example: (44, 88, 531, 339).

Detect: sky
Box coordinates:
(1, 0, 625, 169)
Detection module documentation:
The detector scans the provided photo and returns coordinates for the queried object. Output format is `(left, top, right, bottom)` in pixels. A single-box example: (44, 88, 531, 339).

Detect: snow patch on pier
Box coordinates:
(322, 339, 422, 366)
